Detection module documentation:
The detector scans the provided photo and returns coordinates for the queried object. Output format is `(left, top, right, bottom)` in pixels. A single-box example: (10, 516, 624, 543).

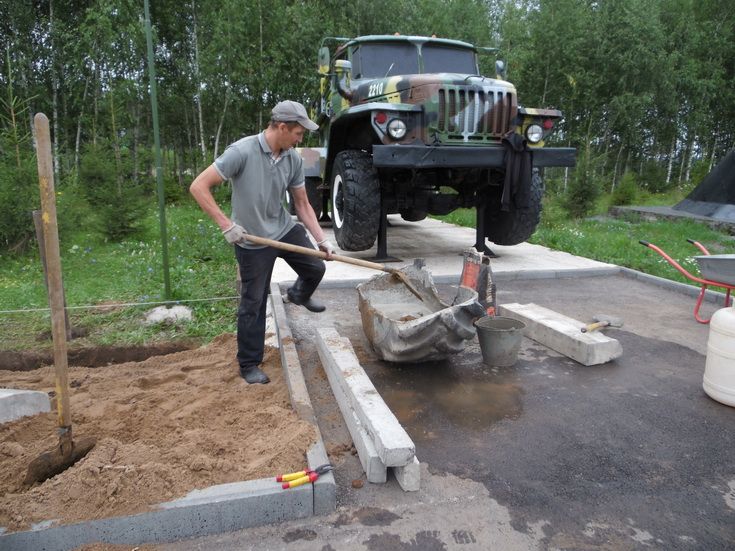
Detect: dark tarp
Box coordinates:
(674, 149, 735, 222)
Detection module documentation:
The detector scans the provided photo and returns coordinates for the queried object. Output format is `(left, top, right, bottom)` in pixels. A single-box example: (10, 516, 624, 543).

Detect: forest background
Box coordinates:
(2, 0, 734, 249)
(1, 0, 734, 348)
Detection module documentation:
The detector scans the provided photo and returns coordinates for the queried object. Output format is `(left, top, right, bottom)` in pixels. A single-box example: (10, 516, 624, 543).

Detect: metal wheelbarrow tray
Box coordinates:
(640, 239, 734, 323)
(693, 254, 735, 286)
(357, 259, 485, 363)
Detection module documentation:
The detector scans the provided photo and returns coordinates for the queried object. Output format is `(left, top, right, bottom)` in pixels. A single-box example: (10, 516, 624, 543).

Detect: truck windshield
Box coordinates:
(352, 42, 419, 78)
(421, 44, 478, 74)
(350, 41, 478, 78)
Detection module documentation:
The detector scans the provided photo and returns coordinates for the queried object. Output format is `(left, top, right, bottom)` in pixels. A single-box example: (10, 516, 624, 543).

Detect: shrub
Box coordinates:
(561, 149, 601, 218)
(0, 156, 38, 250)
(638, 160, 669, 193)
(79, 143, 147, 241)
(611, 171, 638, 206)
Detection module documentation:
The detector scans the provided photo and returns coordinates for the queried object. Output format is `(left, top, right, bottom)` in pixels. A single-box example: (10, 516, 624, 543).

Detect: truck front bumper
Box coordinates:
(372, 145, 576, 169)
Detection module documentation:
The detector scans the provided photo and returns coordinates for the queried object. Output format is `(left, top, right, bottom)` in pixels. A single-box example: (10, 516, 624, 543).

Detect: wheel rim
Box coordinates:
(332, 174, 344, 229)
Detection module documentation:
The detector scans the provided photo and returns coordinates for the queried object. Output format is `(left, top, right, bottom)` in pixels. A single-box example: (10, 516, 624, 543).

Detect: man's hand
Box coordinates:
(223, 223, 248, 245)
(317, 239, 336, 260)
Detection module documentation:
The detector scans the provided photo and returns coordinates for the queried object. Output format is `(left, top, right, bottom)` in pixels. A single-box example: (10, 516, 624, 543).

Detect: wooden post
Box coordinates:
(34, 112, 72, 452)
(32, 210, 72, 341)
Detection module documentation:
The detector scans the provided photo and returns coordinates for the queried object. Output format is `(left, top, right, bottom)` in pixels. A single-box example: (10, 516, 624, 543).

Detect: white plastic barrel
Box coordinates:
(703, 305, 735, 407)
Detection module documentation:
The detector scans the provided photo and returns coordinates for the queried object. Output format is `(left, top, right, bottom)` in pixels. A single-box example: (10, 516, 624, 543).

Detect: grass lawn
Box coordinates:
(1, 191, 733, 353)
(0, 198, 239, 352)
(439, 196, 734, 284)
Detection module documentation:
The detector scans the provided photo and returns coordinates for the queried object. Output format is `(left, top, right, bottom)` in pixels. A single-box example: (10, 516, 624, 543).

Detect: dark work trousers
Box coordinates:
(234, 224, 325, 369)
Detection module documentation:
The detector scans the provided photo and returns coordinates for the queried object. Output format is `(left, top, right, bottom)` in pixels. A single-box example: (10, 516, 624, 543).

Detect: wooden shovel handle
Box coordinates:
(243, 234, 395, 274)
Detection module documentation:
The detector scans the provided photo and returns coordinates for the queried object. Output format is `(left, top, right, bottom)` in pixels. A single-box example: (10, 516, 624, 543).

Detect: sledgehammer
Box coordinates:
(581, 314, 623, 333)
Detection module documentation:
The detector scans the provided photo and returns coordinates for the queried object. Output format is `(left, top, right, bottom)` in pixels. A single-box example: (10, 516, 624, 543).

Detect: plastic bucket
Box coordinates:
(703, 306, 735, 407)
(474, 316, 526, 367)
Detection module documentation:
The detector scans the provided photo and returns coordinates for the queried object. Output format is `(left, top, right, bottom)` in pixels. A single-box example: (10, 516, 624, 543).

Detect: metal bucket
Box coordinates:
(474, 316, 526, 367)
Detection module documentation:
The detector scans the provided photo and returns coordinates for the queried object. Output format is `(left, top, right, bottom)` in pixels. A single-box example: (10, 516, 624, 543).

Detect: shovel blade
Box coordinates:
(24, 436, 96, 487)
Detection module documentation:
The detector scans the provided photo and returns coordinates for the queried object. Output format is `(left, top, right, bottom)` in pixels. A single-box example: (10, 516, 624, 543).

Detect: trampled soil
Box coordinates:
(0, 334, 316, 534)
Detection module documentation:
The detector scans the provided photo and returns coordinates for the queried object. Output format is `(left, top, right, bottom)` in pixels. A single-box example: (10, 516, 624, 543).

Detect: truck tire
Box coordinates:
(331, 150, 381, 251)
(484, 171, 543, 246)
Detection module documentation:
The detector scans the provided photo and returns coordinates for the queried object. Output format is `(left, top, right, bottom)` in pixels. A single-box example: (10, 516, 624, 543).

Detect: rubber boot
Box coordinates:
(239, 365, 270, 384)
(286, 278, 326, 313)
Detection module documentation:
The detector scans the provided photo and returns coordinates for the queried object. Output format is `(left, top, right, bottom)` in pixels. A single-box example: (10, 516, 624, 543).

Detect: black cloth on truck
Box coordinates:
(501, 132, 532, 211)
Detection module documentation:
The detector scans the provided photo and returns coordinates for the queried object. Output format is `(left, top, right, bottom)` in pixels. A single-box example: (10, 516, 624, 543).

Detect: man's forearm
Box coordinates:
(295, 203, 325, 243)
(190, 165, 230, 231)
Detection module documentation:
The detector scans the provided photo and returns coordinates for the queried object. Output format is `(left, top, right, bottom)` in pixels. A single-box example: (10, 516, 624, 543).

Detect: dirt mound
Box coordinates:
(0, 334, 316, 533)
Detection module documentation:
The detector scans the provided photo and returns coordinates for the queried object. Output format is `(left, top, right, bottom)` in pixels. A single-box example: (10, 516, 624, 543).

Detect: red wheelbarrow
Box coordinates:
(640, 239, 734, 324)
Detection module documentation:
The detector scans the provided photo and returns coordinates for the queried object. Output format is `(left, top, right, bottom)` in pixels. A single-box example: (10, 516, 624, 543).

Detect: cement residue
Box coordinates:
(0, 334, 316, 533)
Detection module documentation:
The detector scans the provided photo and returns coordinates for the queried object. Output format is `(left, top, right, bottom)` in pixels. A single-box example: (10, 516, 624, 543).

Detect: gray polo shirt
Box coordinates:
(214, 132, 305, 249)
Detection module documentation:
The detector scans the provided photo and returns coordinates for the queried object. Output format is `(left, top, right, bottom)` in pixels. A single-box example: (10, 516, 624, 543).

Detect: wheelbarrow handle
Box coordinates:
(639, 240, 650, 247)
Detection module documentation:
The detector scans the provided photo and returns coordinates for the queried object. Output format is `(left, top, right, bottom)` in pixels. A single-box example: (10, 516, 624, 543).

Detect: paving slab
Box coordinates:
(0, 388, 50, 424)
(498, 302, 624, 365)
(271, 216, 617, 285)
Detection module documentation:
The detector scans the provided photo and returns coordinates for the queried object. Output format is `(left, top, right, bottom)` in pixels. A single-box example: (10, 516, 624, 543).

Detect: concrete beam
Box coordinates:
(315, 328, 415, 467)
(269, 284, 337, 513)
(498, 303, 623, 366)
(392, 456, 420, 492)
(0, 389, 50, 424)
(312, 328, 387, 482)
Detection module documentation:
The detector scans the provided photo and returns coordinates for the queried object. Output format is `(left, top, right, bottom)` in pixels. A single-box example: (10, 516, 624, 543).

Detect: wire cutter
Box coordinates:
(277, 463, 334, 489)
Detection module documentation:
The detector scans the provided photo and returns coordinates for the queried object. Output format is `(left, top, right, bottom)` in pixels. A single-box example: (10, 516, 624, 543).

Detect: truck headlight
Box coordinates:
(387, 119, 407, 139)
(525, 124, 544, 144)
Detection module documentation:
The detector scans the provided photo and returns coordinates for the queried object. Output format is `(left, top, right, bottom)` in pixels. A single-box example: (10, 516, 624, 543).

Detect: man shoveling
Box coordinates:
(190, 101, 334, 384)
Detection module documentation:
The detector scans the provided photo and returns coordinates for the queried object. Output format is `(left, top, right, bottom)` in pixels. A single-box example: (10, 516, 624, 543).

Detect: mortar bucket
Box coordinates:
(474, 316, 526, 367)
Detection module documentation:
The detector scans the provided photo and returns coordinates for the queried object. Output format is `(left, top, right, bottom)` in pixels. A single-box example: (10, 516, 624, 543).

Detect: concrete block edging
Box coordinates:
(0, 288, 335, 551)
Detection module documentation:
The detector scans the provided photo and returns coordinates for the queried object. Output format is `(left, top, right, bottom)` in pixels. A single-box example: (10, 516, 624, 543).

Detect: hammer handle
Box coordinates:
(581, 321, 610, 333)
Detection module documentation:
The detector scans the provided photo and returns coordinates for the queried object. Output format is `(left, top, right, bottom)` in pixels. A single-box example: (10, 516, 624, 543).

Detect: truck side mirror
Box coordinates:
(318, 46, 330, 75)
(334, 60, 353, 100)
(495, 60, 506, 80)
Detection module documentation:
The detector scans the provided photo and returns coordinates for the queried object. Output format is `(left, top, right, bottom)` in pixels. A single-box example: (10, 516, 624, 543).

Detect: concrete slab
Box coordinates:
(0, 389, 50, 424)
(499, 302, 623, 366)
(315, 328, 415, 466)
(271, 216, 617, 286)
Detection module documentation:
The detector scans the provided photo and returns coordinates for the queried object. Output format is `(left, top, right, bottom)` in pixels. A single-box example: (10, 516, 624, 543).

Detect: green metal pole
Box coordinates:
(144, 0, 171, 300)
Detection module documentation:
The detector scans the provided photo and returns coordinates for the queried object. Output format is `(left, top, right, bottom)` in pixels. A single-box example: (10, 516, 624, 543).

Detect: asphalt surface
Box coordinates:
(161, 273, 735, 550)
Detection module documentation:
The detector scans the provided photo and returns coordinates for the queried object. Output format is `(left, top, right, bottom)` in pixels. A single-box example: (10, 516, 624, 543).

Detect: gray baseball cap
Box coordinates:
(271, 100, 319, 131)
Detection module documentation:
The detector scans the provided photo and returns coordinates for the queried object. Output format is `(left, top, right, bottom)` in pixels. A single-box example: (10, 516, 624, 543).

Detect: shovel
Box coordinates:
(25, 114, 96, 486)
(241, 233, 424, 301)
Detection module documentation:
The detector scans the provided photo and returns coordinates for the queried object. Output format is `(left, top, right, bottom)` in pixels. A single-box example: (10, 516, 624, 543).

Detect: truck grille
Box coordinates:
(437, 88, 516, 140)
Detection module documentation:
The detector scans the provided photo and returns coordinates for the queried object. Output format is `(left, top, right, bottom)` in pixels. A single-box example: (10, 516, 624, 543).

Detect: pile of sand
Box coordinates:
(0, 334, 316, 533)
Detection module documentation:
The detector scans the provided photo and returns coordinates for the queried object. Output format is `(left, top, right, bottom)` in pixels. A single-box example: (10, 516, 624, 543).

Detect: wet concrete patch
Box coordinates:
(282, 527, 318, 542)
(334, 506, 401, 527)
(364, 530, 446, 550)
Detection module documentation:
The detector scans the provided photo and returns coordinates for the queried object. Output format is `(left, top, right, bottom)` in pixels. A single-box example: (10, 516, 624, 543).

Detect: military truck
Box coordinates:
(297, 34, 575, 257)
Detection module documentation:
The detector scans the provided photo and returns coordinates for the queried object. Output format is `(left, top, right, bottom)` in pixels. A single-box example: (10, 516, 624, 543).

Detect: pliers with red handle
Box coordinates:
(277, 463, 334, 489)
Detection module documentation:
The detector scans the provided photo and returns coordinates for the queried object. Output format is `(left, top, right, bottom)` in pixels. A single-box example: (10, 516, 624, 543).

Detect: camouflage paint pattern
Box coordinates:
(302, 35, 568, 178)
